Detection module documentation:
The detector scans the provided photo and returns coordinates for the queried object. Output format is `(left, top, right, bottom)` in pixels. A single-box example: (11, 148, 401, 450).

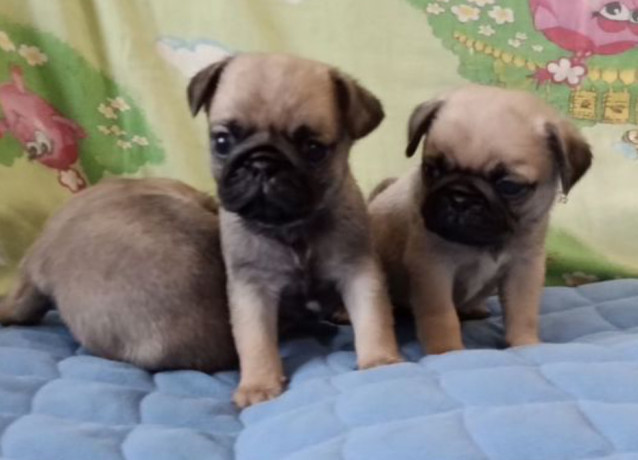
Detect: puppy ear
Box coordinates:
(406, 100, 444, 158)
(187, 57, 233, 116)
(331, 71, 384, 140)
(544, 121, 593, 195)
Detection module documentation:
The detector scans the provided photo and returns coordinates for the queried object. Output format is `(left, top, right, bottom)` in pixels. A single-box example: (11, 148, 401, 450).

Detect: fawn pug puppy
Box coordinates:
(0, 178, 236, 372)
(369, 85, 592, 354)
(188, 53, 401, 408)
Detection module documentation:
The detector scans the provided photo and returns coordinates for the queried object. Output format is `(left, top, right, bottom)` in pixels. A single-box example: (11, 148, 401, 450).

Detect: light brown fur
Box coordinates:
(370, 85, 592, 354)
(0, 178, 235, 372)
(189, 53, 401, 407)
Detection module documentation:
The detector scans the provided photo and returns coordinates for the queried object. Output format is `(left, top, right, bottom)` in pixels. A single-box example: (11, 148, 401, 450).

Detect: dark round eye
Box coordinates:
(426, 165, 442, 180)
(26, 143, 39, 157)
(601, 2, 629, 20)
(495, 179, 528, 197)
(212, 131, 233, 156)
(423, 159, 446, 181)
(631, 10, 638, 23)
(304, 140, 328, 163)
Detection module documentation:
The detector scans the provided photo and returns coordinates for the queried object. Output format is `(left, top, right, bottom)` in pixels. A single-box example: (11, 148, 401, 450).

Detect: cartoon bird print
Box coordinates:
(530, 0, 638, 86)
(614, 128, 638, 160)
(0, 66, 87, 192)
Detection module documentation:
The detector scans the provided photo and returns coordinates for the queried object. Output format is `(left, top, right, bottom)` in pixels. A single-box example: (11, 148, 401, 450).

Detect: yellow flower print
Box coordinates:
(426, 3, 445, 15)
(468, 0, 494, 6)
(451, 5, 481, 23)
(18, 45, 48, 66)
(478, 25, 496, 36)
(110, 97, 131, 112)
(116, 139, 132, 150)
(488, 6, 515, 24)
(131, 135, 149, 146)
(98, 103, 117, 120)
(109, 125, 125, 136)
(0, 31, 15, 52)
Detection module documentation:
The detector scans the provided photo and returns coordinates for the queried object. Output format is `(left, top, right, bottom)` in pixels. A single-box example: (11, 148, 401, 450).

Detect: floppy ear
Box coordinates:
(187, 57, 233, 116)
(405, 99, 444, 158)
(544, 121, 593, 195)
(331, 71, 384, 140)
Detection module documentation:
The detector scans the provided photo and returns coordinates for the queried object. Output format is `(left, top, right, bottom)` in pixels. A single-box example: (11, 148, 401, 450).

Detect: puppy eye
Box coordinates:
(211, 129, 234, 156)
(495, 179, 528, 197)
(303, 139, 329, 163)
(423, 158, 446, 181)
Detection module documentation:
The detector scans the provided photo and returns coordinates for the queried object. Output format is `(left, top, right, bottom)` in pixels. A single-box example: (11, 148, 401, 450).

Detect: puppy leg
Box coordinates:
(340, 258, 402, 369)
(410, 263, 464, 354)
(230, 280, 285, 408)
(0, 274, 50, 326)
(499, 253, 544, 347)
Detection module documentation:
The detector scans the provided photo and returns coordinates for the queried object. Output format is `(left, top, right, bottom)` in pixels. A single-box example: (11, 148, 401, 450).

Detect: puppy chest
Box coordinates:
(277, 249, 342, 322)
(453, 255, 508, 306)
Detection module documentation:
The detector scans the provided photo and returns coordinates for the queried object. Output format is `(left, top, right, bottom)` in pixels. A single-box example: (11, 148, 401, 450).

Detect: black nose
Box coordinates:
(449, 192, 480, 211)
(249, 153, 282, 175)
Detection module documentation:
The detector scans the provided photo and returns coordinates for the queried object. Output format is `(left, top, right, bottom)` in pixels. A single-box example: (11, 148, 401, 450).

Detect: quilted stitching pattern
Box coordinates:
(0, 279, 635, 460)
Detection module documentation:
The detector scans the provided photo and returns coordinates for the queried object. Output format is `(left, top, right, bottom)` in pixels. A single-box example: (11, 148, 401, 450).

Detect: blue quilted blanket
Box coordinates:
(1, 280, 637, 460)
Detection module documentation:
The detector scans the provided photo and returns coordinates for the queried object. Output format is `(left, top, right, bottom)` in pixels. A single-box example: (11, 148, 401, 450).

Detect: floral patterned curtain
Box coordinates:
(1, 0, 637, 294)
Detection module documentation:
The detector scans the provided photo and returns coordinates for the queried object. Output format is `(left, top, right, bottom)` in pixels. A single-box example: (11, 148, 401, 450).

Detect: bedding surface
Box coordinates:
(0, 279, 637, 460)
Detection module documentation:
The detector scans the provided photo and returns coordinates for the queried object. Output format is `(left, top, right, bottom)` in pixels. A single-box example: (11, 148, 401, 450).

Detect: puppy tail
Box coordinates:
(368, 177, 398, 203)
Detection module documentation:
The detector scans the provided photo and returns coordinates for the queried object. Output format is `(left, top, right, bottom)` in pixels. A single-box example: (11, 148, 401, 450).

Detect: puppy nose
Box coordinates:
(251, 159, 276, 173)
(249, 153, 280, 174)
(449, 192, 479, 211)
(450, 192, 469, 208)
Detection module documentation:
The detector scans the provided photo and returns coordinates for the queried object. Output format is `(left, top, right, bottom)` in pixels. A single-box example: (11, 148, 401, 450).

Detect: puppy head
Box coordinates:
(188, 53, 384, 227)
(406, 85, 592, 248)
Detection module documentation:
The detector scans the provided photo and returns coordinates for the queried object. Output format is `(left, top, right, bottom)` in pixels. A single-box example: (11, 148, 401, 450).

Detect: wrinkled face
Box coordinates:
(421, 155, 538, 247)
(207, 56, 349, 227)
(419, 95, 559, 248)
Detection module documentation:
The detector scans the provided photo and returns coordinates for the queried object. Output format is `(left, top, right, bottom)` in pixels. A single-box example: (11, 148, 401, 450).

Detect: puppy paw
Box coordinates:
(358, 353, 404, 370)
(233, 380, 285, 409)
(424, 340, 465, 355)
(507, 335, 540, 348)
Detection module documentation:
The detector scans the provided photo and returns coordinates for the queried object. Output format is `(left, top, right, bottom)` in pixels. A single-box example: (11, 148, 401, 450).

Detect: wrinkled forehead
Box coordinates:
(426, 101, 550, 180)
(208, 56, 339, 139)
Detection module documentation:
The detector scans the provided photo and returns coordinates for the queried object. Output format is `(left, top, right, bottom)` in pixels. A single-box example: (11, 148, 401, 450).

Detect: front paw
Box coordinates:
(507, 334, 540, 348)
(233, 380, 285, 409)
(358, 353, 404, 370)
(423, 338, 465, 355)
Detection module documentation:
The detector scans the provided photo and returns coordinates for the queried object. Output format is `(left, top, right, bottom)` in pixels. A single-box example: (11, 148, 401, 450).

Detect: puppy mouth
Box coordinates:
(219, 148, 316, 225)
(423, 180, 515, 248)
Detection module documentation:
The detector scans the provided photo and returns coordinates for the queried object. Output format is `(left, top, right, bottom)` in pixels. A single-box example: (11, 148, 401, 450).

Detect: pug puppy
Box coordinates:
(0, 178, 236, 372)
(188, 53, 402, 408)
(369, 85, 592, 354)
